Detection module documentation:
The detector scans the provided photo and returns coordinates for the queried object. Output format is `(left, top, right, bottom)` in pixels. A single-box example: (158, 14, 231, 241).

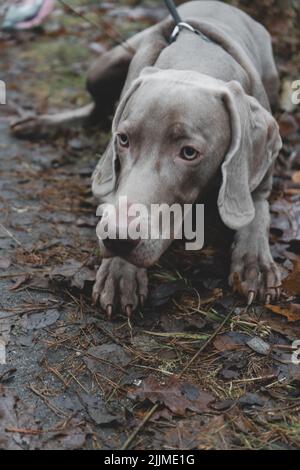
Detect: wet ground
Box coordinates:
(0, 0, 300, 450)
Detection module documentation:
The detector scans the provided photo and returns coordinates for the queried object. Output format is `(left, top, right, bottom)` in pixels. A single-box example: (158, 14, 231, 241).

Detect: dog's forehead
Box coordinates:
(125, 75, 222, 130)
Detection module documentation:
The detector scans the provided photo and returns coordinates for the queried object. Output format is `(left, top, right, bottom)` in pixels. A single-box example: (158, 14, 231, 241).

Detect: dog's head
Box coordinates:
(92, 68, 281, 267)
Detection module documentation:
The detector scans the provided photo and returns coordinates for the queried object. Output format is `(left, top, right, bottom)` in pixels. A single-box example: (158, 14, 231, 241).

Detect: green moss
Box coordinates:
(19, 37, 92, 107)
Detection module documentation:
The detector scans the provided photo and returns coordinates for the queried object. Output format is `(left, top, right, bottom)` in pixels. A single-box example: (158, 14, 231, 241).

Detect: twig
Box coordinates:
(179, 310, 233, 378)
(121, 403, 159, 450)
(57, 0, 135, 54)
(0, 222, 23, 247)
(29, 384, 69, 418)
(5, 427, 45, 435)
(0, 269, 51, 279)
(231, 374, 277, 384)
(133, 364, 173, 377)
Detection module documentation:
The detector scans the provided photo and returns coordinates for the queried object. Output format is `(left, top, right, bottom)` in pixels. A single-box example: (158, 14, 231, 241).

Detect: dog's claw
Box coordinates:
(247, 291, 255, 306)
(92, 289, 99, 306)
(93, 258, 148, 320)
(139, 295, 145, 307)
(106, 305, 113, 319)
(125, 305, 133, 318)
(265, 294, 271, 305)
(276, 286, 282, 300)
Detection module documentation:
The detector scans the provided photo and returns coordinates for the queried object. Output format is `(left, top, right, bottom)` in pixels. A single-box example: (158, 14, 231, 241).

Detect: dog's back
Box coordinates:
(155, 1, 279, 109)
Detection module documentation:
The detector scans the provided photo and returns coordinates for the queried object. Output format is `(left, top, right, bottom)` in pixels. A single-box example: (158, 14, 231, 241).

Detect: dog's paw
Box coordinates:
(229, 252, 282, 305)
(11, 116, 54, 139)
(92, 257, 148, 318)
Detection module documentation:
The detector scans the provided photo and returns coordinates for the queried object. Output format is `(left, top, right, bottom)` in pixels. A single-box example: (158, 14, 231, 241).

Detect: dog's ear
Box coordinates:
(217, 81, 282, 230)
(92, 141, 117, 200)
(92, 79, 143, 200)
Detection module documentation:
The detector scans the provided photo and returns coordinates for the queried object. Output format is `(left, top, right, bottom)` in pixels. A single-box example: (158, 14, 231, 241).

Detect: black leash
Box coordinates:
(164, 0, 212, 43)
(164, 0, 183, 25)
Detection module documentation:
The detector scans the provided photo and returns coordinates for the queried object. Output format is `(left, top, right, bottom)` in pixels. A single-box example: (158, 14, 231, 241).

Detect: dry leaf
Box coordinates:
(9, 273, 31, 291)
(292, 172, 300, 184)
(282, 260, 300, 296)
(266, 304, 300, 322)
(128, 375, 214, 416)
(213, 332, 248, 352)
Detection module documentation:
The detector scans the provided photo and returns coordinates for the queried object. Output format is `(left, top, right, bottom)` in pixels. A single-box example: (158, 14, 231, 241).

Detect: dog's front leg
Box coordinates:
(92, 257, 148, 318)
(229, 175, 281, 304)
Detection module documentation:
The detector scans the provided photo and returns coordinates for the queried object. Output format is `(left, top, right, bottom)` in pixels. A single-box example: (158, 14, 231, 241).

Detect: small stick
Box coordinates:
(0, 222, 22, 247)
(57, 0, 135, 54)
(5, 427, 47, 435)
(179, 310, 233, 378)
(231, 374, 277, 384)
(121, 403, 159, 450)
(29, 384, 68, 418)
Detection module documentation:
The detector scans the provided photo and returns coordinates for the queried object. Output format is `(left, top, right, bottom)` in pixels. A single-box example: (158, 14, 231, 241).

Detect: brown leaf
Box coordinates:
(9, 273, 31, 291)
(230, 272, 243, 295)
(282, 260, 300, 295)
(278, 113, 299, 137)
(128, 375, 214, 416)
(213, 332, 248, 352)
(161, 415, 226, 450)
(292, 171, 300, 184)
(266, 304, 300, 322)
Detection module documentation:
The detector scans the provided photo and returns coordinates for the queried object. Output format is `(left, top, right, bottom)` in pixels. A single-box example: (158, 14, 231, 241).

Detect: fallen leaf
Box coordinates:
(160, 415, 226, 450)
(128, 375, 214, 416)
(282, 260, 300, 295)
(41, 419, 90, 450)
(230, 272, 243, 295)
(219, 351, 249, 380)
(80, 393, 121, 426)
(214, 332, 248, 352)
(246, 336, 271, 356)
(149, 280, 186, 307)
(292, 171, 300, 184)
(266, 304, 300, 322)
(238, 393, 266, 408)
(0, 385, 35, 450)
(9, 273, 31, 291)
(84, 344, 132, 382)
(21, 309, 60, 330)
(278, 113, 299, 137)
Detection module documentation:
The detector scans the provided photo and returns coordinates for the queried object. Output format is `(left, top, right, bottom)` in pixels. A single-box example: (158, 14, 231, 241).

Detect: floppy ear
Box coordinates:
(217, 81, 282, 230)
(91, 79, 143, 201)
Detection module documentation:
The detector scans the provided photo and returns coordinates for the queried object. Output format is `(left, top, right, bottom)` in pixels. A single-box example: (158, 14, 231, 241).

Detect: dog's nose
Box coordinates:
(103, 237, 139, 256)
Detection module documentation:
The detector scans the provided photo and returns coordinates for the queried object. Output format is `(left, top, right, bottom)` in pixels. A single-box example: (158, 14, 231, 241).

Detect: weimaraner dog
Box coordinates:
(12, 1, 282, 317)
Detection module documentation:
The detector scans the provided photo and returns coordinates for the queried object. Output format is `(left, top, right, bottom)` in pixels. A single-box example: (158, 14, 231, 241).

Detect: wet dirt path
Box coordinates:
(0, 1, 300, 450)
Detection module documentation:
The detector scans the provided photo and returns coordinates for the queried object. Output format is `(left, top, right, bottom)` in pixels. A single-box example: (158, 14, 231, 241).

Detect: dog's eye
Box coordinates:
(117, 133, 129, 148)
(180, 146, 199, 161)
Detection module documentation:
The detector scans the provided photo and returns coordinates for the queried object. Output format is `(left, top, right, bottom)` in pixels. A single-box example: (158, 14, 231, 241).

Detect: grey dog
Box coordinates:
(12, 1, 282, 317)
